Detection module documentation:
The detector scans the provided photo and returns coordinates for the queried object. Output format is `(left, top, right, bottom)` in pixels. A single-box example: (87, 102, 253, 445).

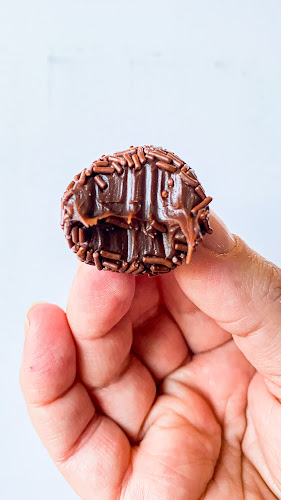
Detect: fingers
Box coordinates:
(21, 303, 76, 405)
(92, 355, 156, 440)
(20, 303, 131, 499)
(175, 212, 281, 395)
(135, 379, 221, 500)
(67, 264, 156, 439)
(160, 272, 231, 353)
(133, 309, 190, 381)
(130, 278, 191, 382)
(68, 263, 135, 339)
(164, 340, 254, 425)
(129, 275, 160, 328)
(67, 264, 135, 387)
(244, 373, 281, 493)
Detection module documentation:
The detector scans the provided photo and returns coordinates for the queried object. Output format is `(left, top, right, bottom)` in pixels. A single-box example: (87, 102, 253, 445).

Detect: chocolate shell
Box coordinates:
(61, 146, 212, 276)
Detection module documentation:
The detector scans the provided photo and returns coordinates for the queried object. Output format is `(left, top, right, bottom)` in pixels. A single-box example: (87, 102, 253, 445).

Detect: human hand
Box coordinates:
(20, 213, 281, 499)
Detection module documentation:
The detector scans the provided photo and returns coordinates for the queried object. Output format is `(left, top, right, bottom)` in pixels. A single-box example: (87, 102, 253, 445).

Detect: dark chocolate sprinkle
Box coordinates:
(125, 262, 139, 273)
(132, 154, 141, 170)
(67, 181, 75, 191)
(137, 147, 146, 165)
(150, 150, 171, 163)
(119, 262, 129, 273)
(93, 252, 102, 270)
(72, 226, 79, 244)
(86, 250, 93, 262)
(179, 171, 199, 187)
(79, 228, 87, 243)
(151, 265, 170, 274)
(63, 190, 73, 203)
(94, 160, 109, 167)
(77, 246, 87, 259)
(124, 153, 134, 168)
(93, 166, 115, 174)
(67, 238, 74, 249)
(191, 196, 213, 215)
(195, 185, 206, 200)
(100, 249, 121, 261)
(79, 170, 87, 185)
(112, 162, 123, 174)
(102, 260, 120, 271)
(94, 175, 107, 190)
(132, 263, 145, 275)
(156, 161, 176, 173)
(143, 256, 173, 268)
(145, 153, 155, 161)
(108, 156, 127, 166)
(175, 243, 188, 252)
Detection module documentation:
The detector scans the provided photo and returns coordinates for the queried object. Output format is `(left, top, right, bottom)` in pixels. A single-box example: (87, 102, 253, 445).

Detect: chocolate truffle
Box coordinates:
(61, 146, 212, 276)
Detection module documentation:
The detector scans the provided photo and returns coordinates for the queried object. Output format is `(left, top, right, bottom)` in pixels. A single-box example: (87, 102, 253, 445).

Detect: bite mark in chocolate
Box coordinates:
(61, 145, 212, 275)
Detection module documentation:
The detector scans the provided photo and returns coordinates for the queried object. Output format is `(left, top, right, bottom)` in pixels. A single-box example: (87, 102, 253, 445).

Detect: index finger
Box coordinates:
(67, 264, 135, 388)
(66, 264, 156, 439)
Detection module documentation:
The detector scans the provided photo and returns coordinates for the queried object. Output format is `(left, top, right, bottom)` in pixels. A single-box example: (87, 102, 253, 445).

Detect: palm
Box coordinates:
(21, 253, 281, 500)
(86, 273, 270, 499)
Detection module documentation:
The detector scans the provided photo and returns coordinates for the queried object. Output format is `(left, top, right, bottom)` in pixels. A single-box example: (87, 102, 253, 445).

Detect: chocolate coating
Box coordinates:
(61, 146, 212, 276)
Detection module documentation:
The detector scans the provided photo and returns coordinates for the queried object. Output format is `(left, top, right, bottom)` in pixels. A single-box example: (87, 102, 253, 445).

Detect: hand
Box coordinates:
(20, 213, 281, 499)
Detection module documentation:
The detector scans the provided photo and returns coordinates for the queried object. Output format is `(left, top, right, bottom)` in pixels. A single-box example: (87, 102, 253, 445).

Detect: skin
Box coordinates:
(21, 213, 281, 499)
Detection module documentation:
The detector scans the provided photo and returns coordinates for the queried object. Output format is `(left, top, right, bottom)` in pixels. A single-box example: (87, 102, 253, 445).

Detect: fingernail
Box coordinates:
(24, 302, 47, 336)
(202, 212, 236, 254)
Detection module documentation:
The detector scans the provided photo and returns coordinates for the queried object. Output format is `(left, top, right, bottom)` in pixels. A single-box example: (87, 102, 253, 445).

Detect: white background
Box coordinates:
(1, 1, 281, 498)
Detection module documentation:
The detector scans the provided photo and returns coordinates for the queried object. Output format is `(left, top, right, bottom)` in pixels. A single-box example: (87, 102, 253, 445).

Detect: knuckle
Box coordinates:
(262, 261, 281, 306)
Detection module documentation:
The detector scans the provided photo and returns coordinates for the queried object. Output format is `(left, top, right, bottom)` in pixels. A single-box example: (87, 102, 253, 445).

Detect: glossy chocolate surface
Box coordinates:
(61, 146, 212, 276)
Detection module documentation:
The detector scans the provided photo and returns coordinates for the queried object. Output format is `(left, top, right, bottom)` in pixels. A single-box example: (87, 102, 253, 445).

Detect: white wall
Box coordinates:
(1, 0, 280, 498)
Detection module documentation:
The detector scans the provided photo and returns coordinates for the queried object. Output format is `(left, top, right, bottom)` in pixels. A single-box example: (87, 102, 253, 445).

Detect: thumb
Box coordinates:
(175, 212, 281, 398)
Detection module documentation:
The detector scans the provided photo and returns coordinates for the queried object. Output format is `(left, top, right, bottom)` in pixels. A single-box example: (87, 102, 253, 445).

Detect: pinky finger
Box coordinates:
(20, 304, 130, 499)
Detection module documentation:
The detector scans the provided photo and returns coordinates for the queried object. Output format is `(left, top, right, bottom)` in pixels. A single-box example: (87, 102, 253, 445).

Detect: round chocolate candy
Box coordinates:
(61, 146, 212, 276)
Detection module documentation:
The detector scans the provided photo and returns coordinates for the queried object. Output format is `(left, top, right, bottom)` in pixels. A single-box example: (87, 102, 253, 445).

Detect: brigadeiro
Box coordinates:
(61, 145, 212, 276)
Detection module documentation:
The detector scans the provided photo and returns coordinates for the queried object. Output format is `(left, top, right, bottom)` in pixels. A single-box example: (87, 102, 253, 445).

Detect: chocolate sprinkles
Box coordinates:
(100, 249, 121, 261)
(119, 262, 129, 273)
(94, 160, 109, 167)
(143, 256, 173, 268)
(72, 226, 79, 244)
(156, 161, 176, 173)
(63, 190, 73, 203)
(112, 161, 123, 174)
(93, 166, 115, 174)
(150, 150, 171, 163)
(137, 147, 146, 164)
(195, 185, 206, 200)
(151, 264, 170, 274)
(94, 175, 107, 190)
(175, 243, 188, 252)
(103, 260, 120, 271)
(124, 153, 134, 167)
(79, 228, 87, 243)
(93, 251, 102, 270)
(125, 262, 139, 273)
(191, 196, 213, 215)
(179, 171, 199, 187)
(61, 144, 212, 275)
